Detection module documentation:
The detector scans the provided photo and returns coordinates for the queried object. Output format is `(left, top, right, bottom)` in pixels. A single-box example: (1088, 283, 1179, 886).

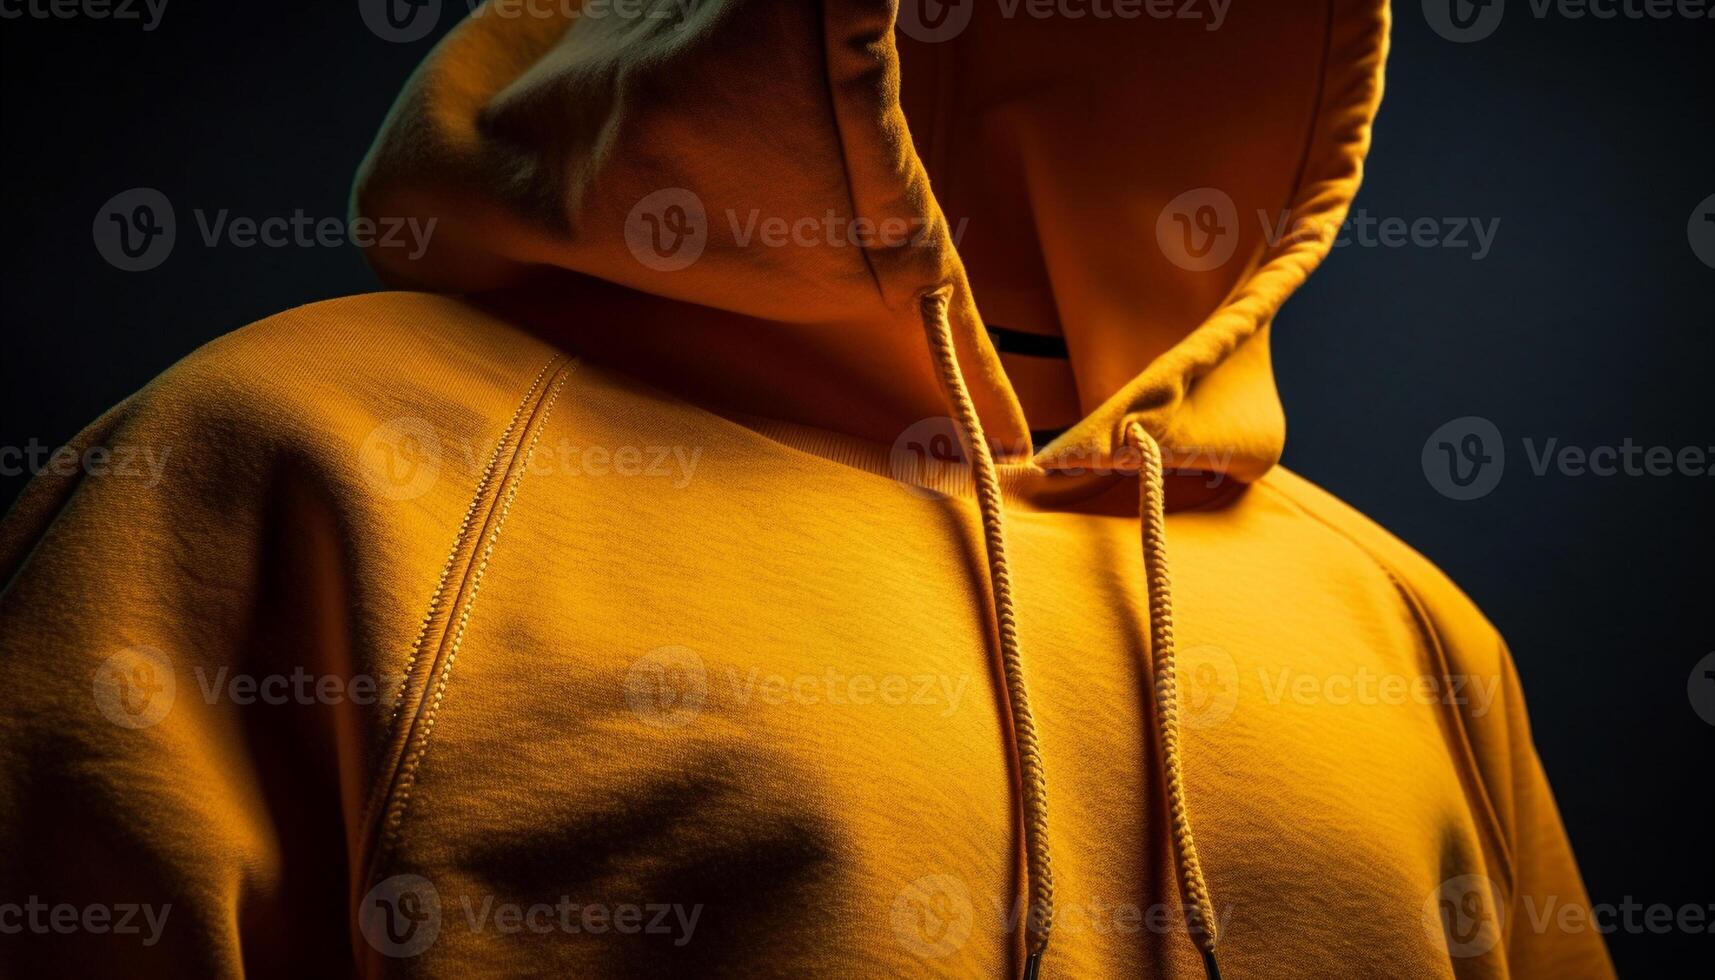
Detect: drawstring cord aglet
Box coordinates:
(1023, 948, 1045, 980)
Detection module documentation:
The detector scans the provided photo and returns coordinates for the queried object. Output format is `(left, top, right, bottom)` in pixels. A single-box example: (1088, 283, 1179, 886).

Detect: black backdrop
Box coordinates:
(2, 3, 1711, 972)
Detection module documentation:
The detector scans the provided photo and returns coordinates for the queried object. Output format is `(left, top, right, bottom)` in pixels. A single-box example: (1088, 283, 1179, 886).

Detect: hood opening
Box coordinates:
(355, 0, 1388, 484)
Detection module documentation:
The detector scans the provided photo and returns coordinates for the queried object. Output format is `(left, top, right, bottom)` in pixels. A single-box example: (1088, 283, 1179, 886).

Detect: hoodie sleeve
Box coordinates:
(1405, 579, 1615, 977)
(0, 360, 353, 977)
(0, 295, 565, 978)
(1489, 642, 1617, 979)
(1260, 468, 1615, 977)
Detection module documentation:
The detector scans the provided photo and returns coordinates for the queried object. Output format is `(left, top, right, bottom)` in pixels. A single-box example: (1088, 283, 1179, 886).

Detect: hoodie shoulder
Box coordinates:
(134, 291, 571, 490)
(173, 291, 563, 415)
(1256, 465, 1535, 883)
(1256, 465, 1500, 659)
(2, 292, 572, 581)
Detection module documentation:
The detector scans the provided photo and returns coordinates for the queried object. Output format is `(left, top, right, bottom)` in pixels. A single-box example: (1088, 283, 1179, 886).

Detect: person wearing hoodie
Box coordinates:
(0, 1, 1614, 977)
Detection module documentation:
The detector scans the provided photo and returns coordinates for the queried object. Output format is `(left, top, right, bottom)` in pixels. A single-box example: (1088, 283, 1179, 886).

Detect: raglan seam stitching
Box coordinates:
(383, 358, 556, 733)
(360, 356, 553, 863)
(384, 363, 573, 858)
(361, 354, 569, 881)
(1254, 479, 1519, 896)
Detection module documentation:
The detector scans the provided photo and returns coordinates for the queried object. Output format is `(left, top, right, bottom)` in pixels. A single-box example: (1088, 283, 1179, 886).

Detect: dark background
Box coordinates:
(2, 3, 1710, 972)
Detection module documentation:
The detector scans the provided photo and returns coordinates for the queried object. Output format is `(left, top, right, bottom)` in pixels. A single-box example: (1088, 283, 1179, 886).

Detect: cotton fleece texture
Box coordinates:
(0, 1, 1614, 977)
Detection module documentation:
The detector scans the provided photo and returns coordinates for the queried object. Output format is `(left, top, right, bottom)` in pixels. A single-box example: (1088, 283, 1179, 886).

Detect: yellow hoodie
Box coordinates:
(0, 1, 1614, 977)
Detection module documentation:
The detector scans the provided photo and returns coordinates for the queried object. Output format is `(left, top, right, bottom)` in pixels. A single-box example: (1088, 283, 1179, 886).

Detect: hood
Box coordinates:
(354, 0, 1388, 484)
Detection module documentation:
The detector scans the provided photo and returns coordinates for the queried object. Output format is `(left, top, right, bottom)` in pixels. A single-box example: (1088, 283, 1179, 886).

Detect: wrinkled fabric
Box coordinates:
(1, 1, 1611, 977)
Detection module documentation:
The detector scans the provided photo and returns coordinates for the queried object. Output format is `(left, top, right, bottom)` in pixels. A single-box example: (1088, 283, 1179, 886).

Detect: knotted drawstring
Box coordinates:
(1127, 422, 1223, 980)
(920, 291, 1055, 979)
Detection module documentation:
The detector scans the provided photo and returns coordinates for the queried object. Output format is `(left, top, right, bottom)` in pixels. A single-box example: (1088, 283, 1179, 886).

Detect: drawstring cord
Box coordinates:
(1127, 422, 1223, 980)
(917, 291, 1219, 979)
(920, 291, 1055, 978)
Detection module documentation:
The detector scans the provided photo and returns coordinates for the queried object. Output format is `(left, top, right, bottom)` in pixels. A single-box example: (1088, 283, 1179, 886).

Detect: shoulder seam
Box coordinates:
(358, 353, 575, 890)
(1254, 479, 1518, 895)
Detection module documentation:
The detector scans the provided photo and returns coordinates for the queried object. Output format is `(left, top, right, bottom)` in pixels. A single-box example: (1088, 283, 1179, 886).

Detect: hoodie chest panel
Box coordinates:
(378, 421, 1503, 978)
